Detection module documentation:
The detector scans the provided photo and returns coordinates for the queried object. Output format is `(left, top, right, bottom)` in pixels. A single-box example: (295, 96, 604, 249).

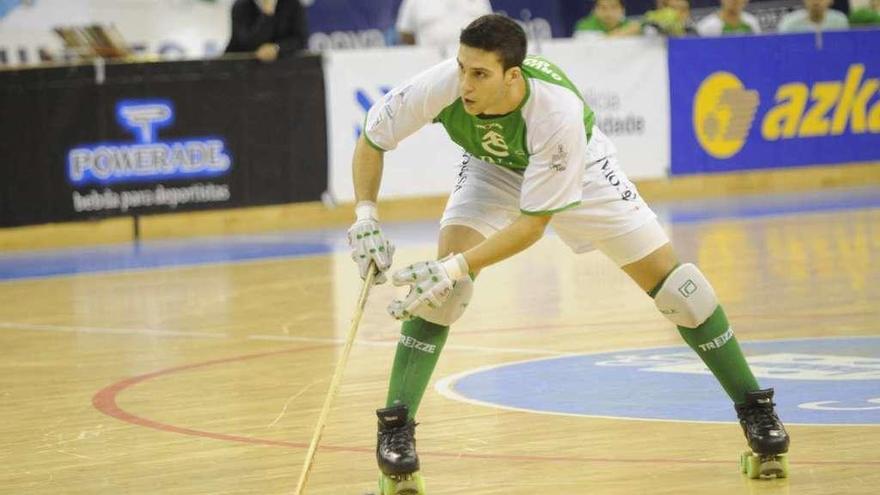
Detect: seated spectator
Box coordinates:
(669, 0, 699, 33)
(574, 0, 643, 39)
(849, 0, 880, 26)
(225, 0, 308, 62)
(643, 0, 698, 36)
(696, 0, 761, 35)
(778, 0, 849, 32)
(396, 0, 493, 49)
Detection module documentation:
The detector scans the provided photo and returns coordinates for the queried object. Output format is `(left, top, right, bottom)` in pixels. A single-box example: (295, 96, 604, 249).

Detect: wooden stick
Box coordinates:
(294, 265, 376, 494)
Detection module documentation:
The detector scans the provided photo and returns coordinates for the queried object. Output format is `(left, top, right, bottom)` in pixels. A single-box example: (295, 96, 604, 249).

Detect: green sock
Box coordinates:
(675, 305, 760, 404)
(385, 317, 449, 419)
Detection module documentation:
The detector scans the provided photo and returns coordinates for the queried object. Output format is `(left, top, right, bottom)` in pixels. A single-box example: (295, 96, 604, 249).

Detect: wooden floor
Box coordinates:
(1, 189, 879, 494)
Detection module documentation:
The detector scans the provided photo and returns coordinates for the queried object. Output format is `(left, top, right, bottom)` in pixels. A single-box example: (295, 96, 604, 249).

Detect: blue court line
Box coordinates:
(658, 187, 880, 223)
(1, 187, 878, 281)
(0, 235, 336, 281)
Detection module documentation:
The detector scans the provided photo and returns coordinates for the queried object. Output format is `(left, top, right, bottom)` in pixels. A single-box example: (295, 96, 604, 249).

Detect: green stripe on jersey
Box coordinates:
(434, 55, 595, 173)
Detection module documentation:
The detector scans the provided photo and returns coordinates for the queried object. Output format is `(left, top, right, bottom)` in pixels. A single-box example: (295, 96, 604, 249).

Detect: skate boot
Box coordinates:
(375, 404, 426, 495)
(735, 388, 790, 479)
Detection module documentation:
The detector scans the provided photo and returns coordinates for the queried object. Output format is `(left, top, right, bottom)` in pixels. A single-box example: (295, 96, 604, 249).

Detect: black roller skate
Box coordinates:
(735, 388, 790, 479)
(375, 404, 426, 495)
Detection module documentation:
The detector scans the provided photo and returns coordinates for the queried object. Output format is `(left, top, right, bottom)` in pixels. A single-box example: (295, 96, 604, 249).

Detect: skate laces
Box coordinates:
(744, 402, 781, 432)
(384, 421, 417, 453)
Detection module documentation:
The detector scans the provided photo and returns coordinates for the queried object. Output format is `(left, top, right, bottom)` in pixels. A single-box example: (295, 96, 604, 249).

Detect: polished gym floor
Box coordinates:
(1, 186, 879, 494)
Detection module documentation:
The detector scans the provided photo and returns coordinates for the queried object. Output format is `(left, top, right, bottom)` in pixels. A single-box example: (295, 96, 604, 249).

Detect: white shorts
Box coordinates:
(440, 130, 668, 266)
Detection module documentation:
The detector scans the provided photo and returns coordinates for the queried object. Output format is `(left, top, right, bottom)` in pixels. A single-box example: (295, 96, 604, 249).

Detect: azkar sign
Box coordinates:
(694, 64, 880, 160)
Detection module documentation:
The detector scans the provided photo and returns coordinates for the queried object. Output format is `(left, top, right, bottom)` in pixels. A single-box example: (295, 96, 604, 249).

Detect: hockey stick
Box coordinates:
(294, 263, 377, 495)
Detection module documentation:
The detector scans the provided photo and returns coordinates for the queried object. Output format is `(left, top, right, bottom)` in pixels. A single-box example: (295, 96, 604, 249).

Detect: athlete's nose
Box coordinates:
(460, 75, 475, 96)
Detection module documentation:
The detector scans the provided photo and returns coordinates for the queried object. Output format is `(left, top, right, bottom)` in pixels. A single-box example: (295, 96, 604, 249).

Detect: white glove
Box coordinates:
(388, 254, 470, 320)
(347, 201, 395, 284)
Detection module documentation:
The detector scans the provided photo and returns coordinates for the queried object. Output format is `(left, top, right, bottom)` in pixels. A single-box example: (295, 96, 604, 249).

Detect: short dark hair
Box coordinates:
(459, 14, 527, 71)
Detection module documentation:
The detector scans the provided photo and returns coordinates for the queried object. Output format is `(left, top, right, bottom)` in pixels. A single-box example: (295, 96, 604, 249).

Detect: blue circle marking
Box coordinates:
(438, 337, 880, 425)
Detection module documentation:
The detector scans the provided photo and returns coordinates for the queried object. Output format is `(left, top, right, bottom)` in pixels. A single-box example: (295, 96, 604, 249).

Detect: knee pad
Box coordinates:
(653, 263, 718, 328)
(413, 277, 473, 326)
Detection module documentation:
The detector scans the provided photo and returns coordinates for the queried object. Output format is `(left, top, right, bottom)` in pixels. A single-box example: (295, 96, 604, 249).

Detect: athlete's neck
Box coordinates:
(479, 76, 527, 118)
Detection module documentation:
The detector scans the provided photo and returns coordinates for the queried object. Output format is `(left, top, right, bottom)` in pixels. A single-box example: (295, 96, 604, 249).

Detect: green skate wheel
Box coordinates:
(774, 454, 790, 479)
(740, 451, 789, 479)
(743, 452, 762, 479)
(378, 472, 426, 495)
(739, 450, 752, 475)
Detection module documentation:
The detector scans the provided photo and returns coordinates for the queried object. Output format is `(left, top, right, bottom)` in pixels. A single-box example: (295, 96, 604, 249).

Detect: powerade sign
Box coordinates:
(67, 100, 232, 186)
(668, 30, 880, 175)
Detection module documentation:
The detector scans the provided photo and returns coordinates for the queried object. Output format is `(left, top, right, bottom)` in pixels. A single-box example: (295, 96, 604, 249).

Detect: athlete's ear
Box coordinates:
(505, 66, 522, 86)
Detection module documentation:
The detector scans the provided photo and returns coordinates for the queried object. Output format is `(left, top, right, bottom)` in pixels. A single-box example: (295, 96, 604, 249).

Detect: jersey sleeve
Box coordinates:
(362, 58, 459, 152)
(520, 111, 587, 216)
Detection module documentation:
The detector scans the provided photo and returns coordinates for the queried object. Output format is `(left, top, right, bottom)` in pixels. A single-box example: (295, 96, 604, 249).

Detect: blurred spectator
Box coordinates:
(643, 0, 698, 36)
(778, 0, 849, 32)
(573, 0, 643, 38)
(669, 0, 698, 31)
(396, 0, 492, 48)
(696, 0, 761, 35)
(849, 0, 880, 25)
(225, 0, 308, 62)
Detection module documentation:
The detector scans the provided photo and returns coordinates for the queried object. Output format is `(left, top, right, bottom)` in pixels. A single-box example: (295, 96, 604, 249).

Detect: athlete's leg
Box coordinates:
(377, 225, 486, 486)
(612, 230, 759, 404)
(438, 224, 486, 260)
(620, 236, 789, 472)
(377, 155, 516, 485)
(617, 241, 678, 292)
(385, 225, 485, 418)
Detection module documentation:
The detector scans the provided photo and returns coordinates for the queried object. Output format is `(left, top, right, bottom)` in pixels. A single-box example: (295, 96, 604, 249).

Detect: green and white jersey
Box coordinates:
(363, 55, 598, 215)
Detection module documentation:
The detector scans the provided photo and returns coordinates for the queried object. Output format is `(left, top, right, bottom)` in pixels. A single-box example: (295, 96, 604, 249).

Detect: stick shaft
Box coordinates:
(294, 267, 376, 495)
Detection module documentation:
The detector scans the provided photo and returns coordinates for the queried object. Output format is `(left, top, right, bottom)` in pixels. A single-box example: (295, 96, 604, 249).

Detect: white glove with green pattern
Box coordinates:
(347, 201, 394, 284)
(387, 254, 470, 320)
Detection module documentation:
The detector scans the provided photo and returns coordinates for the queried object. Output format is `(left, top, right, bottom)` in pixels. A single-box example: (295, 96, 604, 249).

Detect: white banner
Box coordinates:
(323, 46, 462, 203)
(539, 37, 670, 180)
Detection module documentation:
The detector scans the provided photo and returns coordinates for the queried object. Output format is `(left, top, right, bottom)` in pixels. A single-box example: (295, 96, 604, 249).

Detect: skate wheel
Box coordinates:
(739, 450, 751, 474)
(740, 451, 789, 479)
(741, 451, 762, 479)
(378, 471, 426, 495)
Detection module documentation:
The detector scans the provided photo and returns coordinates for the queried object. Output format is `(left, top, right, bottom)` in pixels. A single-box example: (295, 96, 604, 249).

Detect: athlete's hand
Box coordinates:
(348, 202, 394, 284)
(388, 254, 469, 320)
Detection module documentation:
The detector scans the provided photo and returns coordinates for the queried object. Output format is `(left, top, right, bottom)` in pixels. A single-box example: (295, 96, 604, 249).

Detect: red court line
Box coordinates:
(92, 345, 880, 467)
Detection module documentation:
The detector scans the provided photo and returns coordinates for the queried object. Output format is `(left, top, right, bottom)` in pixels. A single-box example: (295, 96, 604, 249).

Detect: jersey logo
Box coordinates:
(550, 144, 568, 171)
(476, 123, 509, 157)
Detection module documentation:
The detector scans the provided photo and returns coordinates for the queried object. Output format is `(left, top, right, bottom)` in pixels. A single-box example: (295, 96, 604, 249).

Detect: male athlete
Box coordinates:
(348, 14, 790, 493)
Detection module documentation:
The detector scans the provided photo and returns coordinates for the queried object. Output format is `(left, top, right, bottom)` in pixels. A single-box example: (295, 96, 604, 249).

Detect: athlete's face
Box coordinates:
(457, 44, 520, 116)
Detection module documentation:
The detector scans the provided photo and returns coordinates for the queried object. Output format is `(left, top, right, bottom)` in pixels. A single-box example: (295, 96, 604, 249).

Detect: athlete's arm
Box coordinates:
(349, 60, 457, 283)
(349, 135, 394, 283)
(461, 213, 552, 272)
(353, 134, 384, 203)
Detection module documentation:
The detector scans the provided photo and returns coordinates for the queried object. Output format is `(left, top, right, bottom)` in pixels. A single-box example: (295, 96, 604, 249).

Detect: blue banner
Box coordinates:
(668, 30, 880, 175)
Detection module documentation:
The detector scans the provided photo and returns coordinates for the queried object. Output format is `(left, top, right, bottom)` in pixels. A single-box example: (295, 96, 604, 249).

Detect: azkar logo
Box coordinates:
(67, 100, 232, 186)
(693, 65, 880, 159)
(692, 72, 760, 159)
